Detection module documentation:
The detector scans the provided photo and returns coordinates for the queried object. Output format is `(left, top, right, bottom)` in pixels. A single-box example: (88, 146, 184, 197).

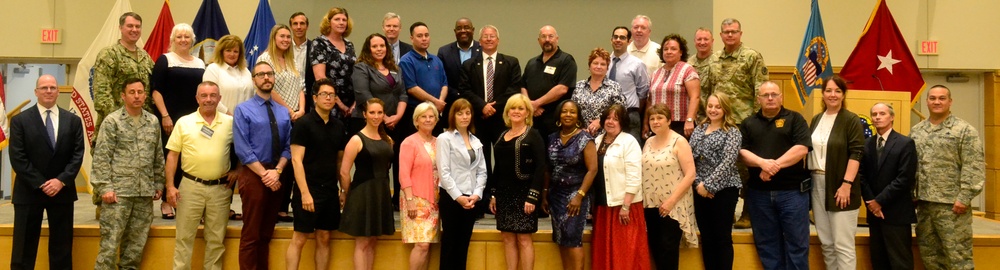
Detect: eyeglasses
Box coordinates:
(611, 35, 629, 41)
(721, 30, 742, 35)
(757, 93, 781, 99)
(36, 86, 59, 92)
(315, 93, 336, 99)
(253, 72, 275, 78)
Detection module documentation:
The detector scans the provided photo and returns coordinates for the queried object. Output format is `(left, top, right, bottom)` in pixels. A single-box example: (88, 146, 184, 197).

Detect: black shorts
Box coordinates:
(292, 185, 341, 233)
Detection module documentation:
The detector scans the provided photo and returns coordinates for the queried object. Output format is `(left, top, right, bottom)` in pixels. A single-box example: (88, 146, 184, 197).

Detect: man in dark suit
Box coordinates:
(9, 74, 85, 270)
(457, 24, 519, 175)
(860, 102, 917, 270)
(382, 12, 413, 64)
(438, 17, 481, 129)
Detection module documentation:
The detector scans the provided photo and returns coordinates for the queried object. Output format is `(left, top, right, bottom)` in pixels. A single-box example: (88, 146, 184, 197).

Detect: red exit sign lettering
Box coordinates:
(919, 40, 938, 55)
(41, 28, 61, 44)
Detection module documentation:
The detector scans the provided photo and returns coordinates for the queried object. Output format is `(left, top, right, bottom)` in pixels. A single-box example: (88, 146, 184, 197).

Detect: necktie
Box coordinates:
(609, 57, 620, 81)
(45, 109, 55, 148)
(486, 57, 495, 102)
(877, 136, 885, 159)
(265, 101, 281, 162)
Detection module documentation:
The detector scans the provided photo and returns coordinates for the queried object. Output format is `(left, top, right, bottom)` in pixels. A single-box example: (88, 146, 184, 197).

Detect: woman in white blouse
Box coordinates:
(435, 98, 488, 270)
(203, 35, 253, 115)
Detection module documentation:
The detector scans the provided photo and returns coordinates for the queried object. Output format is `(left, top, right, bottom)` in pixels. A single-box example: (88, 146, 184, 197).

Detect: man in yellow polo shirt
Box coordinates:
(164, 81, 238, 270)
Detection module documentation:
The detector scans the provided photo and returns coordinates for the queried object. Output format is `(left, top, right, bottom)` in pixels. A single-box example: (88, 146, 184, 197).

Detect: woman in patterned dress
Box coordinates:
(399, 101, 440, 270)
(646, 34, 701, 138)
(544, 100, 597, 270)
(311, 7, 358, 131)
(490, 94, 547, 270)
(642, 104, 698, 270)
(257, 24, 306, 121)
(256, 24, 307, 222)
(339, 98, 395, 270)
(572, 48, 624, 136)
(690, 93, 742, 270)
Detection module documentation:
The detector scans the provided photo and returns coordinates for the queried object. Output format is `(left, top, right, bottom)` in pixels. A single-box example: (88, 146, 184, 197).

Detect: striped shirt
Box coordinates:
(649, 62, 699, 121)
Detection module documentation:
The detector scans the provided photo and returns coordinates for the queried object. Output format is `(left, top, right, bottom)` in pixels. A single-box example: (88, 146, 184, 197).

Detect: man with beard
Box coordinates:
(383, 12, 413, 64)
(233, 62, 293, 269)
(521, 25, 576, 141)
(609, 26, 650, 140)
(438, 17, 482, 129)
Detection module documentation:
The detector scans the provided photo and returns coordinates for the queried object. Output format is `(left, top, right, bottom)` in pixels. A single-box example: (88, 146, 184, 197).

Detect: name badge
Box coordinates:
(775, 119, 785, 128)
(201, 125, 215, 138)
(543, 66, 557, 74)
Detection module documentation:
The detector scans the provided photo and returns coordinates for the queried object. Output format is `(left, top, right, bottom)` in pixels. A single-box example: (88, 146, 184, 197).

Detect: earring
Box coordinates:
(576, 121, 582, 128)
(557, 122, 563, 127)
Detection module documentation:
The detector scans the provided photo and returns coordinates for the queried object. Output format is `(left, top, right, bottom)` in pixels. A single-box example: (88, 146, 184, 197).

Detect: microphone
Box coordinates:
(871, 74, 885, 90)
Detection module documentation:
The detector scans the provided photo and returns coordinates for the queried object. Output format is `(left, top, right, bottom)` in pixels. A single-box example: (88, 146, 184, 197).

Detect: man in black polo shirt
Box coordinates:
(521, 25, 576, 140)
(738, 81, 811, 270)
(284, 78, 347, 270)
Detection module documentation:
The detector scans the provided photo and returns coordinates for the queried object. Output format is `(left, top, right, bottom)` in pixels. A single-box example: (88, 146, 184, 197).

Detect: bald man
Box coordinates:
(9, 75, 85, 270)
(521, 25, 576, 141)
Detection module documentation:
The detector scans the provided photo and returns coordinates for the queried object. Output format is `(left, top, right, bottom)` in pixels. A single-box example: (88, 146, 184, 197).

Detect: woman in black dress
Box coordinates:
(339, 98, 395, 270)
(152, 23, 206, 219)
(490, 94, 547, 270)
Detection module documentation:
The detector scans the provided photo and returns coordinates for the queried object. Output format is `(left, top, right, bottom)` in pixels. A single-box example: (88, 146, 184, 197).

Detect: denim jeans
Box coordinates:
(746, 187, 811, 270)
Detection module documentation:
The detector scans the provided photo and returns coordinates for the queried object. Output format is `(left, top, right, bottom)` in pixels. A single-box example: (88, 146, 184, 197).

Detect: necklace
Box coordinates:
(560, 128, 579, 138)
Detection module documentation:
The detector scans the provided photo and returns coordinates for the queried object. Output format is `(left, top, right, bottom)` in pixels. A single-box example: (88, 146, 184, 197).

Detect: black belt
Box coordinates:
(627, 107, 640, 113)
(182, 171, 228, 186)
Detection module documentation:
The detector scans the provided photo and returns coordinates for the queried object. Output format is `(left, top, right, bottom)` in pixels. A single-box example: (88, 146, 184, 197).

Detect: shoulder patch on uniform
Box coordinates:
(762, 66, 768, 75)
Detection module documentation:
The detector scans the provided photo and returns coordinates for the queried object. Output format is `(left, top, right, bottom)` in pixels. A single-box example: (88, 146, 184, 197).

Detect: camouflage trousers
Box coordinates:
(916, 201, 974, 270)
(95, 196, 154, 270)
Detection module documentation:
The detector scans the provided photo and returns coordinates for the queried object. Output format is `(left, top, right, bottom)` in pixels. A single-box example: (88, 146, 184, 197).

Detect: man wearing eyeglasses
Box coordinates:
(165, 81, 238, 270)
(9, 75, 85, 270)
(704, 18, 769, 229)
(738, 81, 811, 270)
(232, 62, 293, 269)
(609, 26, 650, 141)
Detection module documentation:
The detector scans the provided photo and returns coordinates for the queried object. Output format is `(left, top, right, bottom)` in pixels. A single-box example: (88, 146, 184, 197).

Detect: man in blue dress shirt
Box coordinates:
(233, 62, 293, 269)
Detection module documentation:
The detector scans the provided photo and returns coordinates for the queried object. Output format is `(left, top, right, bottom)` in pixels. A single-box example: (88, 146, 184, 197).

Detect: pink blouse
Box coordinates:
(399, 134, 438, 201)
(649, 62, 699, 122)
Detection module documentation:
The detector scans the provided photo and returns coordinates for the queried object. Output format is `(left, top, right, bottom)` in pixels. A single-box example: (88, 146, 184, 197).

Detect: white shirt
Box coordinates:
(390, 40, 402, 63)
(628, 40, 663, 78)
(808, 112, 837, 171)
(481, 51, 499, 100)
(436, 130, 488, 200)
(203, 62, 254, 114)
(292, 38, 309, 78)
(595, 132, 644, 207)
(37, 104, 59, 143)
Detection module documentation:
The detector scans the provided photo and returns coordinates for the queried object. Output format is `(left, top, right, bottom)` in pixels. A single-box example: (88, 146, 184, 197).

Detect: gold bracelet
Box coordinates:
(576, 190, 586, 197)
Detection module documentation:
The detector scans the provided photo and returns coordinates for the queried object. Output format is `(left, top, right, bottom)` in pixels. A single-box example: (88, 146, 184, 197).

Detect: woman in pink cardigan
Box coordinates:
(399, 101, 440, 270)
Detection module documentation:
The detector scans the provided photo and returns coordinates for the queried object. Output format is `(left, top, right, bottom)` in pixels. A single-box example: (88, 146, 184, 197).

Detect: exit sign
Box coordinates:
(919, 40, 938, 55)
(41, 28, 61, 44)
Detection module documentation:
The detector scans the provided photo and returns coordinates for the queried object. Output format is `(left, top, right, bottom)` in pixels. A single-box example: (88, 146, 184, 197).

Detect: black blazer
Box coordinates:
(438, 41, 481, 101)
(9, 106, 85, 204)
(398, 41, 414, 61)
(458, 53, 521, 121)
(860, 130, 917, 225)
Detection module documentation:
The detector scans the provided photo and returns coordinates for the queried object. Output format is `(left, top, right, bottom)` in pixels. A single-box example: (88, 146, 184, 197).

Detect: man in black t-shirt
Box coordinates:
(521, 25, 576, 140)
(738, 81, 812, 270)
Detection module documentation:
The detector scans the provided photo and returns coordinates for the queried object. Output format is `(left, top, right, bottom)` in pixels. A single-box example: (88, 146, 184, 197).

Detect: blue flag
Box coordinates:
(244, 0, 276, 67)
(792, 0, 834, 105)
(191, 0, 230, 62)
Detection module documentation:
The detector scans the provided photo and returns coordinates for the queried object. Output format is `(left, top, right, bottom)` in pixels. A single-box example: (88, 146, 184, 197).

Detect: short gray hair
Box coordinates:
(633, 15, 652, 28)
(383, 12, 400, 23)
(721, 18, 741, 30)
(872, 102, 895, 116)
(169, 23, 196, 52)
(480, 25, 499, 39)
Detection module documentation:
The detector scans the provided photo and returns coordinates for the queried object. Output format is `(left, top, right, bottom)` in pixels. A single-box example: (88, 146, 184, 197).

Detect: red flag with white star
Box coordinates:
(840, 0, 925, 103)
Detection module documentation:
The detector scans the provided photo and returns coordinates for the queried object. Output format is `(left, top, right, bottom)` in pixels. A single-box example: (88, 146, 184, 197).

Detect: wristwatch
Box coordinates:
(685, 117, 694, 122)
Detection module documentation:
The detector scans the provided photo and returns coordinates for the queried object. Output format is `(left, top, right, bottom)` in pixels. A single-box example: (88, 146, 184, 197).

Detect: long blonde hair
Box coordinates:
(264, 24, 298, 75)
(701, 92, 738, 131)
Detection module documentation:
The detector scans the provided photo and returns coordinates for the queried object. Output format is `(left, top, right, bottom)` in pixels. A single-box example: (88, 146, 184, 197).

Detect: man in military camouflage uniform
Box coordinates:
(702, 18, 769, 229)
(911, 85, 984, 270)
(92, 12, 155, 213)
(688, 27, 715, 118)
(91, 78, 165, 270)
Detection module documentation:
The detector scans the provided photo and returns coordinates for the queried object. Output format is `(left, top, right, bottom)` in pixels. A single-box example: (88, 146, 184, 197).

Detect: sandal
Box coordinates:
(161, 205, 176, 220)
(229, 210, 243, 220)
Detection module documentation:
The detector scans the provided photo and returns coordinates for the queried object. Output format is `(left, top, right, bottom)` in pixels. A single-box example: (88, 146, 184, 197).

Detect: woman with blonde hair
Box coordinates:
(258, 24, 306, 121)
(690, 93, 742, 270)
(152, 23, 206, 219)
(203, 35, 252, 115)
(490, 94, 547, 270)
(311, 7, 358, 125)
(399, 101, 440, 270)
